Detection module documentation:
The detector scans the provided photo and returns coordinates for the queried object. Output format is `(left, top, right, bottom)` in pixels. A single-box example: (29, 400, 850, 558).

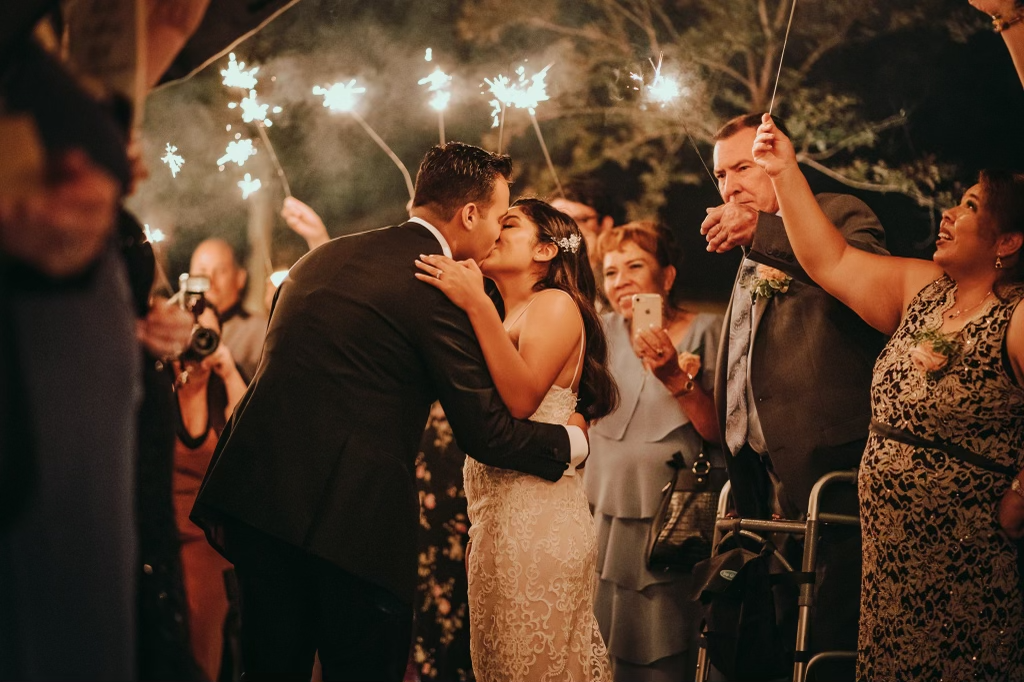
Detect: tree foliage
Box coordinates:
(457, 0, 982, 216)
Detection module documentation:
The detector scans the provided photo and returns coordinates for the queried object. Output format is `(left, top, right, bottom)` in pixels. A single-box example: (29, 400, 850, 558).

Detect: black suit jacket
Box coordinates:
(715, 193, 888, 517)
(191, 223, 571, 602)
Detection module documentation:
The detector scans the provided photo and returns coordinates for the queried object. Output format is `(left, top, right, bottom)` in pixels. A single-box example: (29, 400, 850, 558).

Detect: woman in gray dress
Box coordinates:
(587, 221, 723, 682)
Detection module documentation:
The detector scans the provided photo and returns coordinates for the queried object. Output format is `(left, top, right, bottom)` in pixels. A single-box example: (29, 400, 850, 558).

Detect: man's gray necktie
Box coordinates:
(725, 259, 757, 456)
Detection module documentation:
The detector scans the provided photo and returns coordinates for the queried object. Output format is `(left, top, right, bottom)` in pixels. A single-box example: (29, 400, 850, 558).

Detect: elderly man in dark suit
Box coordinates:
(700, 113, 888, 674)
(191, 142, 588, 681)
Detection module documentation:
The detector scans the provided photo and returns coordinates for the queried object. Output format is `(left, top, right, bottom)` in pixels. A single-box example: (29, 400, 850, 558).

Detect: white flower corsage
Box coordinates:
(747, 265, 793, 302)
(909, 329, 959, 378)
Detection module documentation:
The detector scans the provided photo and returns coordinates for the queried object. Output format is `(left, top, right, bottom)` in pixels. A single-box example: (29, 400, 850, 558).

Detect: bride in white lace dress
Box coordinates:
(416, 198, 618, 681)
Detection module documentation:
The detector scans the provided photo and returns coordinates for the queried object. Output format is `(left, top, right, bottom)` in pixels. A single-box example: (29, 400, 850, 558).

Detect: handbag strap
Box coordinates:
(869, 419, 1016, 478)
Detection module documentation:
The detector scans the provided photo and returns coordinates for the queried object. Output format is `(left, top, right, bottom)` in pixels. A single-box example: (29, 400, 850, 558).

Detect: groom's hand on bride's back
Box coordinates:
(567, 413, 589, 470)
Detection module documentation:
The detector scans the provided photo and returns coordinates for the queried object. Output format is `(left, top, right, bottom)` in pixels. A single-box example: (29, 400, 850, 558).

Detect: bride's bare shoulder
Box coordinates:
(525, 289, 582, 324)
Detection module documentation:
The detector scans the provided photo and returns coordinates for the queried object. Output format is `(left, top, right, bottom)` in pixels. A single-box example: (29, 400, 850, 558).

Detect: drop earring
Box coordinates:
(996, 254, 1004, 270)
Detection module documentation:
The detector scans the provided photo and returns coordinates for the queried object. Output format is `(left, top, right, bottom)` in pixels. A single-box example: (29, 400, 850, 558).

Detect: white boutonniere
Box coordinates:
(747, 265, 793, 302)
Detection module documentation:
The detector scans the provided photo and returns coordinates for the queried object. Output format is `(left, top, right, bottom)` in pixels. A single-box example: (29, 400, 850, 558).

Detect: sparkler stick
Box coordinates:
(314, 80, 415, 201)
(498, 104, 506, 154)
(529, 113, 563, 198)
(768, 0, 798, 116)
(349, 111, 414, 200)
(255, 124, 291, 197)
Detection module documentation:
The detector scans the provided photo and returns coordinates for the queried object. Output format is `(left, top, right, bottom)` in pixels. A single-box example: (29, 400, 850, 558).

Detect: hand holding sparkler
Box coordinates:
(281, 197, 330, 250)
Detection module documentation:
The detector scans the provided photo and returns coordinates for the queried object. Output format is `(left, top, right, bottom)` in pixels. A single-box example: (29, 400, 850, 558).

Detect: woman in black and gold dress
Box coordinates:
(752, 115, 1024, 680)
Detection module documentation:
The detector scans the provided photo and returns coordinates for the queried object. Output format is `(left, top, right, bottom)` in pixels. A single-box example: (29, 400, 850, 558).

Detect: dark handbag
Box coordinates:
(645, 449, 729, 573)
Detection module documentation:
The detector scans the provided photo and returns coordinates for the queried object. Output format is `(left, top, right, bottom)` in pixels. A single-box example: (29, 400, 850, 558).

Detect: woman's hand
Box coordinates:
(281, 197, 330, 250)
(999, 479, 1024, 540)
(202, 342, 239, 380)
(137, 297, 194, 359)
(414, 253, 491, 314)
(633, 327, 695, 394)
(752, 114, 799, 178)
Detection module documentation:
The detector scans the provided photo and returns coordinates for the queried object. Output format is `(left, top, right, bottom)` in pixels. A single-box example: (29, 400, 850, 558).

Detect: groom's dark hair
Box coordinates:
(413, 142, 513, 222)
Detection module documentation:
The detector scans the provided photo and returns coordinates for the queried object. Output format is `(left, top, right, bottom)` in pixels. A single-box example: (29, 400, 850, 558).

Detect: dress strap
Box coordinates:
(569, 322, 586, 390)
(546, 288, 585, 390)
(503, 295, 540, 331)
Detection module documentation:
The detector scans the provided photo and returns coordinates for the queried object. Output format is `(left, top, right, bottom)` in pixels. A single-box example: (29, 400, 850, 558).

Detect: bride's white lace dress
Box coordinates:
(464, 385, 611, 682)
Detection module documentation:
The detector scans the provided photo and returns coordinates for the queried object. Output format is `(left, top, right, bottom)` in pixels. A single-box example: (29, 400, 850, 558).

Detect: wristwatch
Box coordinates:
(1012, 477, 1024, 499)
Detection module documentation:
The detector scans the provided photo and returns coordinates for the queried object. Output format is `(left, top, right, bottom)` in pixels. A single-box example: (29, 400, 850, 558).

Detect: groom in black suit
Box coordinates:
(191, 143, 588, 680)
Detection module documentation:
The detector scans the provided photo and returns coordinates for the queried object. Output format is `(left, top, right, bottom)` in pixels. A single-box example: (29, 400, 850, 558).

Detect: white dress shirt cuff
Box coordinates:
(562, 425, 589, 477)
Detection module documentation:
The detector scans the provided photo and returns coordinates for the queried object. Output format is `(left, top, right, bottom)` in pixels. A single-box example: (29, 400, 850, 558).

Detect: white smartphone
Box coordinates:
(631, 293, 663, 336)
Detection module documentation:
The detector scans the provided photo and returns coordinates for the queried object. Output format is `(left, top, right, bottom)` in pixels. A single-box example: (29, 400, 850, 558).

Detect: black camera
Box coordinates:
(177, 273, 220, 363)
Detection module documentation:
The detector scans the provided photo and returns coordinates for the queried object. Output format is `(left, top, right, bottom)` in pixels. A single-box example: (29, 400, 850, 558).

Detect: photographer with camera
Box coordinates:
(189, 238, 267, 382)
(170, 286, 245, 682)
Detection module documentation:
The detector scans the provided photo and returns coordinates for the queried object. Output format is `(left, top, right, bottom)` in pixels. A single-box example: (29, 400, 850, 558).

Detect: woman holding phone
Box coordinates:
(587, 221, 722, 681)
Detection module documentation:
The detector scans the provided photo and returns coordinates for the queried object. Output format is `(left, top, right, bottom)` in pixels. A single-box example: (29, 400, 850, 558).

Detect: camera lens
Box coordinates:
(187, 326, 220, 358)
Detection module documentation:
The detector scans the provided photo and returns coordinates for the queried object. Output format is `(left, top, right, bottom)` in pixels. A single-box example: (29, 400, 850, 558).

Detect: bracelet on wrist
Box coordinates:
(672, 373, 695, 398)
(992, 7, 1024, 33)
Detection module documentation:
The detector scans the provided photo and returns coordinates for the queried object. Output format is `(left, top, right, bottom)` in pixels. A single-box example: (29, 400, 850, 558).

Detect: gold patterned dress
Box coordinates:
(464, 386, 611, 682)
(860, 275, 1024, 681)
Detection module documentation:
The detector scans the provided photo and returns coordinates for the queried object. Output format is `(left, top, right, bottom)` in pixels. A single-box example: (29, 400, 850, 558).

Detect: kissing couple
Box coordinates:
(191, 142, 618, 681)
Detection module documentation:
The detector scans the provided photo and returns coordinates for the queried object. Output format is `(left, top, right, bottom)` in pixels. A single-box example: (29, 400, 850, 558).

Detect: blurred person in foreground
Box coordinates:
(587, 221, 722, 682)
(191, 142, 591, 680)
(753, 113, 1024, 680)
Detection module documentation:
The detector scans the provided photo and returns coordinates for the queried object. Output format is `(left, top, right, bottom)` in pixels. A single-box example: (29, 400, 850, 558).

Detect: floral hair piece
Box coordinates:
(557, 233, 582, 254)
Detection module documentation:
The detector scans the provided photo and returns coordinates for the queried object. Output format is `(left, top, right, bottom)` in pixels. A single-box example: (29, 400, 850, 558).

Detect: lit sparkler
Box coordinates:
(220, 53, 291, 197)
(230, 89, 274, 127)
(238, 173, 262, 199)
(631, 56, 716, 187)
(419, 50, 452, 144)
(143, 224, 166, 243)
(313, 79, 415, 201)
(483, 63, 561, 195)
(217, 139, 257, 167)
(630, 56, 684, 107)
(313, 80, 366, 113)
(220, 53, 259, 90)
(161, 143, 184, 178)
(269, 269, 289, 287)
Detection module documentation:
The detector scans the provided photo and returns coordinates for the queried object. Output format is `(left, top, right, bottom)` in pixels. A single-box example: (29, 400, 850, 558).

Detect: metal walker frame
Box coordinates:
(694, 470, 860, 682)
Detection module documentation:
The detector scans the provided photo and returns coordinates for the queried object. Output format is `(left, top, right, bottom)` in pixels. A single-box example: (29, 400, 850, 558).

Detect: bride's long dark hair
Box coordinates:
(512, 198, 618, 421)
